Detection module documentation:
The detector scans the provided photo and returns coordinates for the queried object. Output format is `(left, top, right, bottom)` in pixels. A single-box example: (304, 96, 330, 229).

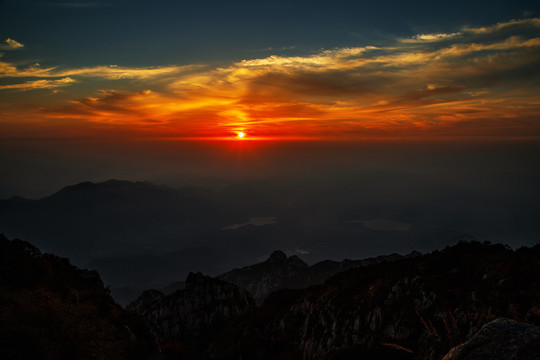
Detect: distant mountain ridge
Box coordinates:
(0, 179, 222, 259)
(0, 179, 234, 304)
(217, 249, 421, 303)
(0, 179, 292, 304)
(5, 178, 533, 306)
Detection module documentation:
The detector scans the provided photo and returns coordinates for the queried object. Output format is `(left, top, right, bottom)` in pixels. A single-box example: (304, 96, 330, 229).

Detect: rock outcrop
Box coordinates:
(128, 289, 165, 312)
(0, 234, 159, 359)
(218, 250, 308, 303)
(129, 272, 255, 344)
(442, 318, 540, 360)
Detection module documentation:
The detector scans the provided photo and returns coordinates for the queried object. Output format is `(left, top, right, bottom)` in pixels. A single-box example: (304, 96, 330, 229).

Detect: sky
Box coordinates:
(1, 0, 540, 197)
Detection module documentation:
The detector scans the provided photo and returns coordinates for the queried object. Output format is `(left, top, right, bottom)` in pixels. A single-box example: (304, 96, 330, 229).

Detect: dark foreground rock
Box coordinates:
(0, 234, 159, 360)
(442, 318, 540, 360)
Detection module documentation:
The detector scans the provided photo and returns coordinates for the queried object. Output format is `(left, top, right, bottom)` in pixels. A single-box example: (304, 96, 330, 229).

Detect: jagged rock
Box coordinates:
(132, 272, 255, 344)
(127, 289, 164, 312)
(0, 235, 159, 359)
(218, 250, 309, 303)
(442, 318, 540, 360)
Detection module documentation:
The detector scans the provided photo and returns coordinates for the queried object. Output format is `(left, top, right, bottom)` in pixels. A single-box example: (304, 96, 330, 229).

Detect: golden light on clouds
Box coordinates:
(1, 18, 540, 141)
(3, 38, 24, 49)
(0, 77, 75, 91)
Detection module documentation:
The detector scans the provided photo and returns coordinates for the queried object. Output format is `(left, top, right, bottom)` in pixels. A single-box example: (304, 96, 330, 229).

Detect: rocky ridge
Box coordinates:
(217, 249, 421, 304)
(128, 272, 256, 349)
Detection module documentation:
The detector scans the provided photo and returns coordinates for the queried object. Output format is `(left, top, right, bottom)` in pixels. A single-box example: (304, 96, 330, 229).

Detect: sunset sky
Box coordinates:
(1, 0, 540, 197)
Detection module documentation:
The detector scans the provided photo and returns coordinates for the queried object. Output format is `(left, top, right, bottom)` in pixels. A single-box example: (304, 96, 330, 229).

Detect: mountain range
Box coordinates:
(2, 178, 539, 305)
(128, 240, 540, 359)
(2, 233, 540, 359)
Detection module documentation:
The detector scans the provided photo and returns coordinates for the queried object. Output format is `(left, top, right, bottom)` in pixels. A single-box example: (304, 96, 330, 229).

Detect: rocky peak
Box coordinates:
(186, 271, 211, 288)
(268, 250, 288, 263)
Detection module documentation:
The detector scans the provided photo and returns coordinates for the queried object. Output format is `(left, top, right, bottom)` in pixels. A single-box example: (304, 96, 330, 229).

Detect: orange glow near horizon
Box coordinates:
(1, 18, 540, 143)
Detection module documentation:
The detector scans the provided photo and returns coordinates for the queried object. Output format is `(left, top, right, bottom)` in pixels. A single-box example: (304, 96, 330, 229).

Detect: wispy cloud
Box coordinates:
(0, 38, 24, 50)
(463, 17, 540, 34)
(402, 32, 462, 43)
(0, 77, 75, 91)
(9, 17, 540, 140)
(0, 63, 201, 79)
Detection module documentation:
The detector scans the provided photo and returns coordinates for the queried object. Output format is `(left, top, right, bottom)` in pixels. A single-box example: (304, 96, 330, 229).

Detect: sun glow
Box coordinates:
(237, 131, 245, 139)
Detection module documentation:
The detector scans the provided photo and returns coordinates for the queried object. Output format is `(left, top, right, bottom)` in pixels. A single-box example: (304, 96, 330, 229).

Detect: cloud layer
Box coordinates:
(1, 18, 540, 140)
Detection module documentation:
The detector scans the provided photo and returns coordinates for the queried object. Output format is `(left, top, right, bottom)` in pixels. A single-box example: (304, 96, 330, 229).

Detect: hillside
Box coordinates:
(0, 234, 159, 359)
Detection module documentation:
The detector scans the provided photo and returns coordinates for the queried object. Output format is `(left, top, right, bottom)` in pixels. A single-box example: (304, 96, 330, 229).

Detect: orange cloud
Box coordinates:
(1, 38, 24, 50)
(0, 77, 76, 91)
(0, 62, 200, 79)
(5, 18, 540, 141)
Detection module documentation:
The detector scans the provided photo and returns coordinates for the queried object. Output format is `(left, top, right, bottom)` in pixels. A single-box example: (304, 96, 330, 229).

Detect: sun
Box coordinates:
(237, 131, 245, 139)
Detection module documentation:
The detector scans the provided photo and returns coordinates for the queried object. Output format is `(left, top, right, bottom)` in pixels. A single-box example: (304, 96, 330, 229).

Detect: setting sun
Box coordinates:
(237, 132, 245, 139)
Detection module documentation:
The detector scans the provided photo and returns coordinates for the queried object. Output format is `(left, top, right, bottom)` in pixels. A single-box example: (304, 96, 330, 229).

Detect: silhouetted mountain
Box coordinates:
(0, 179, 226, 262)
(3, 178, 538, 306)
(132, 241, 540, 359)
(1, 179, 305, 303)
(0, 234, 159, 359)
(285, 250, 422, 290)
(217, 249, 420, 303)
(0, 179, 252, 303)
